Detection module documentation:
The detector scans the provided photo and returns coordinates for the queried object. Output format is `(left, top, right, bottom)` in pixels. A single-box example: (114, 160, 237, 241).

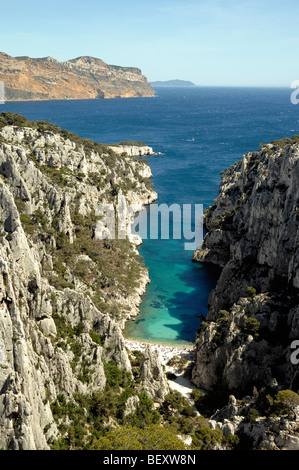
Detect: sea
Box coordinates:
(3, 86, 299, 346)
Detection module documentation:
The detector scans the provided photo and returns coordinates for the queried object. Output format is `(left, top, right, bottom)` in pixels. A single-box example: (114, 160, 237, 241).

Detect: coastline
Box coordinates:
(4, 94, 156, 103)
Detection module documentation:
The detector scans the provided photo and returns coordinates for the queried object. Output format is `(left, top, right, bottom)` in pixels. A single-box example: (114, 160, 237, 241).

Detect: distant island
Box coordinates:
(150, 80, 198, 88)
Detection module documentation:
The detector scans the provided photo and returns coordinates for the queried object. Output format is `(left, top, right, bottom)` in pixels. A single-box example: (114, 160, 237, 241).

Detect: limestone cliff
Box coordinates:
(0, 52, 155, 101)
(140, 345, 169, 403)
(0, 112, 165, 449)
(192, 137, 299, 397)
(108, 143, 155, 157)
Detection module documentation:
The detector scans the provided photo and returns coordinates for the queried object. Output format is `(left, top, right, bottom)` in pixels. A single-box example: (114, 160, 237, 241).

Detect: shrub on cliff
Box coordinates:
(246, 286, 257, 298)
(0, 112, 30, 128)
(192, 423, 223, 450)
(244, 408, 260, 423)
(243, 316, 260, 339)
(268, 390, 299, 417)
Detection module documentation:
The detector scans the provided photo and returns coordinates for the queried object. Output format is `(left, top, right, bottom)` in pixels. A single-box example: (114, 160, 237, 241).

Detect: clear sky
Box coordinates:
(1, 0, 299, 87)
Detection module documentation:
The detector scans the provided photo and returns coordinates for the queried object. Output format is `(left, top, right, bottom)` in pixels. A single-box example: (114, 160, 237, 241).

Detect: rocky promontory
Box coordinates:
(108, 142, 155, 157)
(0, 52, 155, 101)
(192, 137, 299, 397)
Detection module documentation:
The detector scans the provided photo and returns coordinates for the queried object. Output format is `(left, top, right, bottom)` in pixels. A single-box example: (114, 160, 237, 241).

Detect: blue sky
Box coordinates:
(1, 0, 299, 86)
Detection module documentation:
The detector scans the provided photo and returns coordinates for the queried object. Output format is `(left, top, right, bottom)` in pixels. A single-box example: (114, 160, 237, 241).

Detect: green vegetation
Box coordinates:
(270, 135, 299, 149)
(52, 312, 82, 341)
(267, 390, 299, 417)
(192, 423, 223, 450)
(0, 112, 112, 158)
(104, 361, 133, 390)
(192, 388, 229, 417)
(246, 286, 257, 298)
(117, 141, 147, 147)
(14, 196, 145, 315)
(89, 330, 103, 347)
(4, 111, 278, 451)
(210, 208, 236, 229)
(167, 355, 188, 369)
(49, 363, 154, 449)
(40, 165, 71, 187)
(129, 350, 144, 384)
(49, 356, 228, 450)
(90, 425, 188, 450)
(15, 204, 49, 236)
(0, 112, 30, 128)
(51, 308, 90, 381)
(47, 213, 145, 309)
(3, 112, 153, 317)
(161, 390, 197, 423)
(216, 309, 230, 325)
(1, 111, 232, 452)
(243, 316, 260, 339)
(49, 362, 186, 449)
(244, 408, 260, 423)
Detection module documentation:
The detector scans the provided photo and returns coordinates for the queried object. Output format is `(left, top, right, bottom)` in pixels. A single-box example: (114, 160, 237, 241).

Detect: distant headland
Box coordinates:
(150, 79, 198, 87)
(0, 52, 155, 101)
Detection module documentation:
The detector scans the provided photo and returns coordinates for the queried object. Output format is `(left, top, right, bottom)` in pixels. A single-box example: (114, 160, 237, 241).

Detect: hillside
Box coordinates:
(0, 52, 155, 101)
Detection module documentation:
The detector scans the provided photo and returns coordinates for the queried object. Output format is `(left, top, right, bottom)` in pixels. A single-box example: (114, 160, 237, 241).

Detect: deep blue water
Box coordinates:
(3, 87, 299, 345)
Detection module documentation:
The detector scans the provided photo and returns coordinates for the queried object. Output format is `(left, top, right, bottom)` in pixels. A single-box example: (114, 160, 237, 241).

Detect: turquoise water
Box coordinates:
(125, 236, 220, 346)
(3, 87, 299, 345)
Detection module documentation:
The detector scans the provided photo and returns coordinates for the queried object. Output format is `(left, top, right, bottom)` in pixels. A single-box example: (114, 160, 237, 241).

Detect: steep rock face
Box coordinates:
(0, 52, 155, 101)
(192, 138, 299, 396)
(0, 113, 160, 449)
(140, 345, 169, 403)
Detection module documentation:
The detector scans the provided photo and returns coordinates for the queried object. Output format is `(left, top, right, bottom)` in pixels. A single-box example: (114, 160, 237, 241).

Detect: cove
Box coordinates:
(4, 86, 299, 346)
(124, 233, 220, 346)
